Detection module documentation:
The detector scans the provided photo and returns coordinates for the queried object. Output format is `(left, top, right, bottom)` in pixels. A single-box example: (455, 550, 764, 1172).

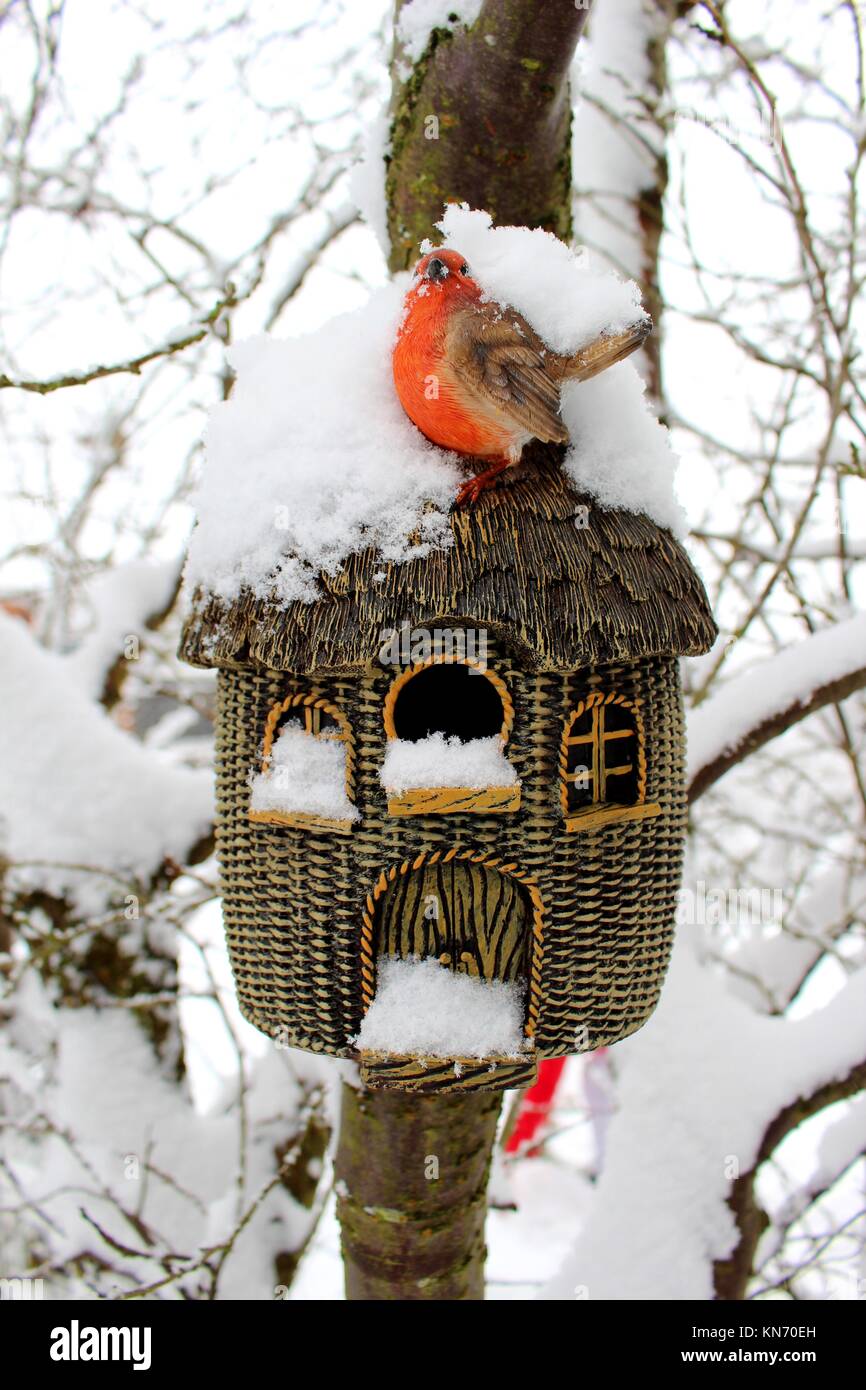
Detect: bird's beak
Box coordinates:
(425, 257, 448, 283)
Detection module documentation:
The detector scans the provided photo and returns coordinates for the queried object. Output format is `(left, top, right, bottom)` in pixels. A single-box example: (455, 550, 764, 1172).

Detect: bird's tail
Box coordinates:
(557, 317, 652, 383)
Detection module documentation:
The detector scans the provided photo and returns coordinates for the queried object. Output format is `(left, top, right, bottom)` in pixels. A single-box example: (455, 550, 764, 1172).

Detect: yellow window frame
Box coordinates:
(560, 691, 661, 833)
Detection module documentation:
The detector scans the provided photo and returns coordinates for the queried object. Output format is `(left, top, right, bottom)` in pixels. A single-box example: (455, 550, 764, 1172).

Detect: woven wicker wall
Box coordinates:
(214, 638, 686, 1058)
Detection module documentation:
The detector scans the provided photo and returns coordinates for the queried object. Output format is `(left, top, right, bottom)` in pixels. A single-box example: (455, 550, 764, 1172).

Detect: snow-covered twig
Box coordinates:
(688, 615, 866, 801)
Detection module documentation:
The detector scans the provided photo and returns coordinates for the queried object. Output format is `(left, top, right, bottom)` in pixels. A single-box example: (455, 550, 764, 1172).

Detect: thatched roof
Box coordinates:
(179, 448, 716, 675)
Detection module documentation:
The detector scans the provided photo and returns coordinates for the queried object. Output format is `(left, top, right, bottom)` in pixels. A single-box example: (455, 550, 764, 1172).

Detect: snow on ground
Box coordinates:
(186, 206, 682, 606)
(544, 940, 866, 1300)
(379, 732, 518, 792)
(249, 725, 358, 821)
(0, 610, 212, 912)
(354, 957, 527, 1057)
(687, 613, 866, 784)
(396, 0, 483, 63)
(486, 1158, 593, 1300)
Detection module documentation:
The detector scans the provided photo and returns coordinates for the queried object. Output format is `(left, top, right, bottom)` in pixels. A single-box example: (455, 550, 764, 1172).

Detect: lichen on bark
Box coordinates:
(386, 0, 593, 271)
(334, 1083, 502, 1300)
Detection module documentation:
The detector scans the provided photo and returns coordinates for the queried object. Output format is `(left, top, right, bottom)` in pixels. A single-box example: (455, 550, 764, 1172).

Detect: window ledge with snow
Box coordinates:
(248, 725, 359, 834)
(564, 801, 661, 834)
(379, 733, 520, 817)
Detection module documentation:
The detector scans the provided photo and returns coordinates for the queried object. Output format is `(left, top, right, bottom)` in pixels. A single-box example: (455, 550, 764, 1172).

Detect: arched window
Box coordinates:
(381, 657, 520, 816)
(249, 692, 357, 833)
(560, 692, 660, 832)
(384, 657, 514, 743)
(271, 699, 343, 742)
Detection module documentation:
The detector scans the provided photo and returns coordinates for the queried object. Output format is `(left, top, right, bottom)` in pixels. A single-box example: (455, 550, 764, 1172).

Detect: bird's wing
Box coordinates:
(445, 300, 570, 445)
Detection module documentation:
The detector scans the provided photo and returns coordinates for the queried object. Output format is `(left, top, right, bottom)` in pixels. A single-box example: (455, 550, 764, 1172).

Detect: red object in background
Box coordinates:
(505, 1057, 567, 1154)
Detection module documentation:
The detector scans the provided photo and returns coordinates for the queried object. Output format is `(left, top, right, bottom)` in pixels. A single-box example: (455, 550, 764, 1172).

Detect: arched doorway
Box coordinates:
(360, 849, 544, 1037)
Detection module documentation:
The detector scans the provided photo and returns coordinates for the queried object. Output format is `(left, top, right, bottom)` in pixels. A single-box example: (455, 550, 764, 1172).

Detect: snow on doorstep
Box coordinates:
(397, 0, 483, 62)
(435, 205, 649, 354)
(379, 733, 518, 792)
(186, 207, 683, 605)
(687, 613, 866, 783)
(249, 725, 358, 821)
(354, 957, 527, 1058)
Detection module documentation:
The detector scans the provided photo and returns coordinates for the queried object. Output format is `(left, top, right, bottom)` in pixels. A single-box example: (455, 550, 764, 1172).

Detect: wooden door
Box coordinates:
(374, 860, 530, 983)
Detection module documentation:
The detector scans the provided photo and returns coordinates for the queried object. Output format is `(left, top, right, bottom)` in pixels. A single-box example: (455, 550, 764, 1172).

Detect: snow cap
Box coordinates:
(180, 450, 716, 674)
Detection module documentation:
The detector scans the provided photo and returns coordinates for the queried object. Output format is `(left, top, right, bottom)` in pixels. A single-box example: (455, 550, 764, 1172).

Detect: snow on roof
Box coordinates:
(184, 281, 461, 606)
(184, 207, 683, 609)
(180, 450, 716, 674)
(354, 957, 527, 1058)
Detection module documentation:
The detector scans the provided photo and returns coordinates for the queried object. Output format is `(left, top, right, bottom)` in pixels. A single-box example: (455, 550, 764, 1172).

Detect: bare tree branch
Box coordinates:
(689, 660, 866, 803)
(714, 1059, 866, 1300)
(0, 290, 235, 395)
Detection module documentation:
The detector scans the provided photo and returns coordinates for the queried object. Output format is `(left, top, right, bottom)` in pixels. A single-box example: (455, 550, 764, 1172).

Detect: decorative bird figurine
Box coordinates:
(392, 247, 651, 506)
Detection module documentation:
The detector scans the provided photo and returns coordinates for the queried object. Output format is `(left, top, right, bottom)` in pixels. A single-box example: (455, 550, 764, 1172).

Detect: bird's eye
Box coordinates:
(459, 263, 469, 275)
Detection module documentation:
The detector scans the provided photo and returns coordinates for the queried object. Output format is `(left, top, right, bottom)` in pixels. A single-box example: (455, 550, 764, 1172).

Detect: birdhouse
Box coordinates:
(180, 450, 716, 1093)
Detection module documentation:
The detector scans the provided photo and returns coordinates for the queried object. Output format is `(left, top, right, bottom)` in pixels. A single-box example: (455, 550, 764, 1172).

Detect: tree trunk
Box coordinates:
(332, 0, 593, 1302)
(387, 0, 593, 272)
(335, 1084, 502, 1300)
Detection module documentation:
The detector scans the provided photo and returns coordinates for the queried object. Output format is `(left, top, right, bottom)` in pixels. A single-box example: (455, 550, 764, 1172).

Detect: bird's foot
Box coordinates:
(454, 459, 510, 508)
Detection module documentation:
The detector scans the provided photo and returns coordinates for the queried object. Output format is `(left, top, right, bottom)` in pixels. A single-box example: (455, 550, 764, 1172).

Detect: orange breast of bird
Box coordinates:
(392, 280, 517, 460)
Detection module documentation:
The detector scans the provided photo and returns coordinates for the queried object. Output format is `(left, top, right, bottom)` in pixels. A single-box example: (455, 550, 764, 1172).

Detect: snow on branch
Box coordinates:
(543, 943, 866, 1301)
(715, 865, 865, 1016)
(717, 1056, 866, 1300)
(688, 614, 866, 802)
(0, 610, 212, 913)
(64, 559, 182, 704)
